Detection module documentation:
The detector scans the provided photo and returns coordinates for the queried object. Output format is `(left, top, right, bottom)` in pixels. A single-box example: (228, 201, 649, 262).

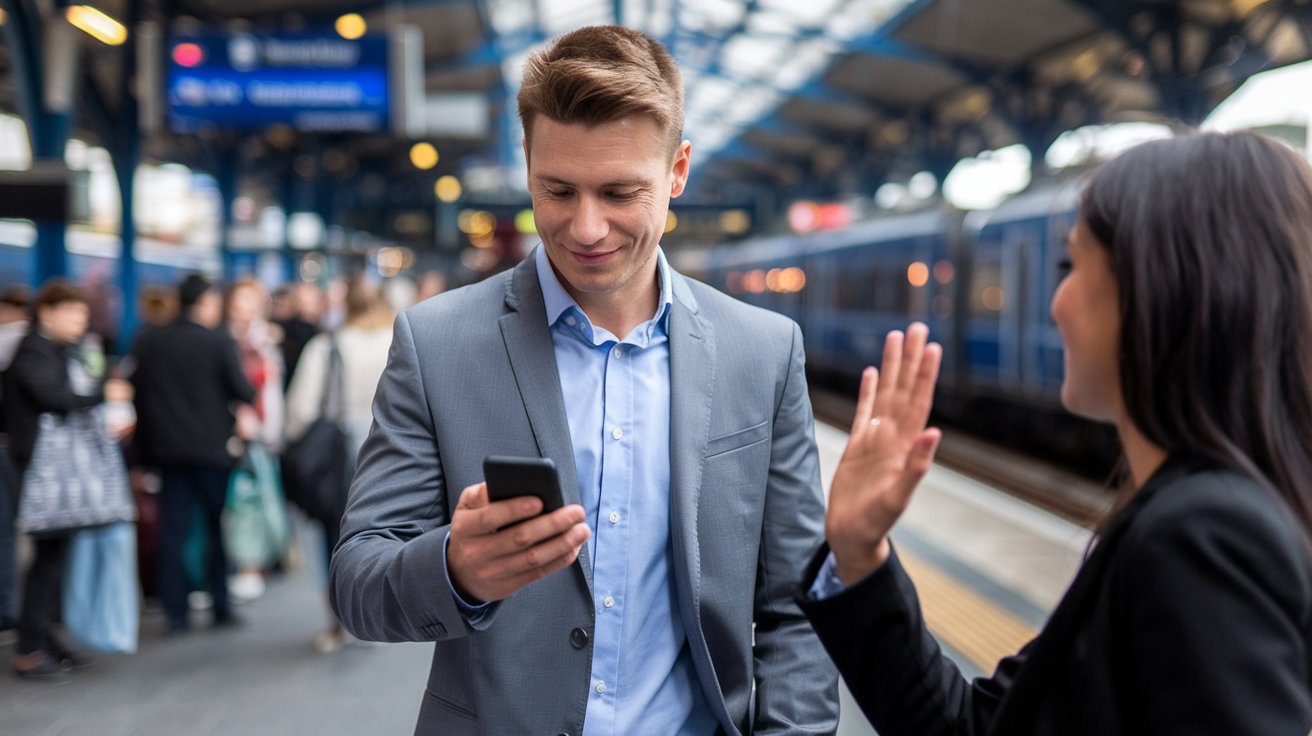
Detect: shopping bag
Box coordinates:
(18, 407, 134, 533)
(222, 443, 291, 569)
(63, 521, 140, 654)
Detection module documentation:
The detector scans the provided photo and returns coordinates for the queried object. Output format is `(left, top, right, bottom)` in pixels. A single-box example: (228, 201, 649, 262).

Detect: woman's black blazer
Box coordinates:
(799, 455, 1312, 735)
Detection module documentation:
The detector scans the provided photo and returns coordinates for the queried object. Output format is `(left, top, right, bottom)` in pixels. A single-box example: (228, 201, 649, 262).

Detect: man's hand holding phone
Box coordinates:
(446, 463, 590, 604)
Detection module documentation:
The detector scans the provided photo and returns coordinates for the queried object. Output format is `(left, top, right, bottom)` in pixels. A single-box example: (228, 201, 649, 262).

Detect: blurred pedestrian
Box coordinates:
(284, 277, 392, 653)
(131, 275, 254, 632)
(804, 132, 1312, 734)
(3, 280, 102, 680)
(0, 285, 30, 636)
(223, 279, 287, 602)
(277, 282, 323, 391)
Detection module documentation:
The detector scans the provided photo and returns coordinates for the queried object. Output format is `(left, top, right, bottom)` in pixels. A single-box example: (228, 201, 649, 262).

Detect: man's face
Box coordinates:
(526, 116, 690, 305)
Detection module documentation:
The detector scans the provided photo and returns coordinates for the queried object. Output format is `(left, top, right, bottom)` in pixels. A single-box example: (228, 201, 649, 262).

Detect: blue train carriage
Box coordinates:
(960, 182, 1079, 406)
(800, 209, 960, 392)
(0, 220, 222, 288)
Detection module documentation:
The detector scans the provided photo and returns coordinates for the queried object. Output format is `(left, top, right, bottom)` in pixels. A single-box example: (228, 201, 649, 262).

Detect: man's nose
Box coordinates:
(570, 196, 609, 246)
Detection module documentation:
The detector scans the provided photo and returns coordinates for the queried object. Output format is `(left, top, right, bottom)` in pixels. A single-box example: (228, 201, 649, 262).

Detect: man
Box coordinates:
(131, 274, 254, 631)
(331, 26, 838, 735)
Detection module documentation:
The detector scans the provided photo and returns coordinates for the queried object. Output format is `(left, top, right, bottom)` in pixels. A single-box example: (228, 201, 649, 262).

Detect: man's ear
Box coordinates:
(670, 140, 692, 199)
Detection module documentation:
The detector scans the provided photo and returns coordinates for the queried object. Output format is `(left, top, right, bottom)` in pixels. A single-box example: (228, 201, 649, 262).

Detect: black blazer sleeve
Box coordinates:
(8, 338, 102, 414)
(1113, 478, 1312, 735)
(799, 544, 1026, 736)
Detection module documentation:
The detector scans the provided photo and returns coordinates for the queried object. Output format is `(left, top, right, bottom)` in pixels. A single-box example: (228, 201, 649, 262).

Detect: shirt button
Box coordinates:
(565, 315, 577, 326)
(602, 595, 615, 609)
(608, 511, 620, 525)
(611, 427, 623, 440)
(612, 346, 624, 358)
(596, 682, 607, 694)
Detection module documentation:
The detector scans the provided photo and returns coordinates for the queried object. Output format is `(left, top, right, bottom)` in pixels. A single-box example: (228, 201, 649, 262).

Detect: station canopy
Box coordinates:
(2, 0, 1309, 216)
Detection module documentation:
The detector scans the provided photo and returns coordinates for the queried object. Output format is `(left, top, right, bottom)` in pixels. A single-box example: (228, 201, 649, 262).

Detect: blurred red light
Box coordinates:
(172, 43, 204, 67)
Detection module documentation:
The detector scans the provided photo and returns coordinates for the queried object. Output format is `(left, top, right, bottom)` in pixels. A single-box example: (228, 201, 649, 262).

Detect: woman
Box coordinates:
(805, 131, 1312, 734)
(3, 281, 102, 680)
(284, 276, 393, 653)
(222, 278, 286, 602)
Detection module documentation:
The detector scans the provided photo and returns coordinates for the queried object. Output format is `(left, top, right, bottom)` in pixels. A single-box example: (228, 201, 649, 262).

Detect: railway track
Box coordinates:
(809, 388, 1113, 529)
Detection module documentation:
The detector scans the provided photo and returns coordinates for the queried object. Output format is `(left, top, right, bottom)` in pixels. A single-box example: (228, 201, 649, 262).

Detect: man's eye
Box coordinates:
(1056, 259, 1072, 278)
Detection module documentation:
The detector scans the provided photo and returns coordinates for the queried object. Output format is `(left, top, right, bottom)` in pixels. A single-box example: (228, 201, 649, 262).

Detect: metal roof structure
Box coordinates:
(1, 0, 1310, 238)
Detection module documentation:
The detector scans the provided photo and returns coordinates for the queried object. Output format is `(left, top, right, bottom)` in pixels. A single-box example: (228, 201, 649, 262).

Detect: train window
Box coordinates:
(834, 265, 875, 311)
(970, 261, 1004, 317)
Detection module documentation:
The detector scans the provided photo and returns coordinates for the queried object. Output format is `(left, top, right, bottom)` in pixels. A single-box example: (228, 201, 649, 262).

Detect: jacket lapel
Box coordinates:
(667, 274, 716, 636)
(498, 257, 592, 595)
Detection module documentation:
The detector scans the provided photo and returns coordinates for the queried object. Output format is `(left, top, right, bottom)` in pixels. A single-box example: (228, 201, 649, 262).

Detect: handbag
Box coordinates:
(17, 406, 135, 533)
(63, 520, 139, 653)
(281, 338, 351, 523)
(222, 442, 292, 569)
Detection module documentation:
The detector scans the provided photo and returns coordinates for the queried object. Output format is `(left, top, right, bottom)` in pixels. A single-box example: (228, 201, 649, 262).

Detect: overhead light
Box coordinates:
(409, 142, 438, 170)
(435, 175, 461, 203)
(0, 8, 7, 26)
(66, 5, 127, 46)
(335, 13, 367, 41)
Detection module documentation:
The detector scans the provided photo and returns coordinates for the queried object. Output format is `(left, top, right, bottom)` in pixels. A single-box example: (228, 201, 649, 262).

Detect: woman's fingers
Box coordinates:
(875, 330, 904, 418)
(850, 366, 879, 435)
(899, 323, 929, 394)
(897, 428, 942, 499)
(908, 342, 942, 428)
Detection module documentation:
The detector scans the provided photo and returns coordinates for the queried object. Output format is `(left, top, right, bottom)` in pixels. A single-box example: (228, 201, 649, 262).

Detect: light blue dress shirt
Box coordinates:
(534, 245, 717, 736)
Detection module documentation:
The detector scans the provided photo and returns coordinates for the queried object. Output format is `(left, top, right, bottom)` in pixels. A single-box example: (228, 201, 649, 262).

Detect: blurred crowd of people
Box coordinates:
(0, 267, 443, 682)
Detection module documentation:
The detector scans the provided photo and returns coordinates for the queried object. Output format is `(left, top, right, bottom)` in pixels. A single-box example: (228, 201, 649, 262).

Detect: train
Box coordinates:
(676, 182, 1120, 477)
(0, 220, 222, 290)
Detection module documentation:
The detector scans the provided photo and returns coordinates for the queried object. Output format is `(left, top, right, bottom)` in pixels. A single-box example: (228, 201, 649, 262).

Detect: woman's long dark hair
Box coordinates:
(1080, 131, 1312, 540)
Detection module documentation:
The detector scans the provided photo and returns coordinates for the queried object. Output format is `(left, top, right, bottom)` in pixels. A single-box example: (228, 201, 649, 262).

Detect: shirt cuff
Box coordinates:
(807, 552, 849, 601)
(443, 530, 492, 622)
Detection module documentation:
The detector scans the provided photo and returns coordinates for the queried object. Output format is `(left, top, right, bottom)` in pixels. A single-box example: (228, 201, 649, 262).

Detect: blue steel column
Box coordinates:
(2, 0, 72, 283)
(279, 156, 298, 283)
(112, 0, 142, 353)
(214, 139, 241, 282)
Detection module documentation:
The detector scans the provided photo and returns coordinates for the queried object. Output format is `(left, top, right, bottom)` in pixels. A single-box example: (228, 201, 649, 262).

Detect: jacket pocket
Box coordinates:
(704, 420, 770, 459)
(422, 689, 478, 720)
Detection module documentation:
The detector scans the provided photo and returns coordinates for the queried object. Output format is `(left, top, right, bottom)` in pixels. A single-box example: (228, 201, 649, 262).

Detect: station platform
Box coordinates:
(1, 419, 1091, 735)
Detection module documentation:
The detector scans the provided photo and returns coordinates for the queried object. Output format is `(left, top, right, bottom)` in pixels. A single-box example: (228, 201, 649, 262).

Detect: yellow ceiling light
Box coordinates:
(335, 13, 367, 40)
(0, 8, 7, 26)
(66, 5, 127, 46)
(409, 142, 439, 170)
(435, 175, 462, 203)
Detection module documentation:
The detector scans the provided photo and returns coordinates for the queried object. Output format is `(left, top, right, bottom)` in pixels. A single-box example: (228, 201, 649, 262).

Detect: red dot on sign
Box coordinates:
(172, 43, 204, 67)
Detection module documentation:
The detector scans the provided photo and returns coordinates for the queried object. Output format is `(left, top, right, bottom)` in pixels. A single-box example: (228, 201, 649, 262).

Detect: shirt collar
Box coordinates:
(534, 244, 673, 332)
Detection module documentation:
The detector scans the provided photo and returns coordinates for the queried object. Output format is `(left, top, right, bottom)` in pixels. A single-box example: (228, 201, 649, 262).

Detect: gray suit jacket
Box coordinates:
(330, 255, 838, 735)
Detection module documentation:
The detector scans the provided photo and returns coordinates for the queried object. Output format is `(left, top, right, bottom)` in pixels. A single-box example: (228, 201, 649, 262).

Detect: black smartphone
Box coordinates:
(483, 456, 565, 526)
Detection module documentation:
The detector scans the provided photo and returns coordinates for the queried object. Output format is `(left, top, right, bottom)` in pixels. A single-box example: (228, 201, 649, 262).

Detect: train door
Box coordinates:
(998, 228, 1029, 391)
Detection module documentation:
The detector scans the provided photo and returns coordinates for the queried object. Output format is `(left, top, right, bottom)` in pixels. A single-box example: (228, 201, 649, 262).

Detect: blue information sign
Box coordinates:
(167, 32, 390, 133)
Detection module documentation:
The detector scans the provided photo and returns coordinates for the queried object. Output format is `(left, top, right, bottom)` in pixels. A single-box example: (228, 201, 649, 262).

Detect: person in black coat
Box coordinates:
(3, 280, 102, 680)
(801, 131, 1312, 735)
(131, 274, 254, 632)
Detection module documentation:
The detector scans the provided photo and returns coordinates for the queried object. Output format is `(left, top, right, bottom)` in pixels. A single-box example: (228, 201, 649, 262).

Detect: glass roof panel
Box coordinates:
(721, 35, 791, 78)
(760, 0, 846, 27)
(542, 0, 612, 34)
(487, 0, 536, 36)
(680, 0, 749, 32)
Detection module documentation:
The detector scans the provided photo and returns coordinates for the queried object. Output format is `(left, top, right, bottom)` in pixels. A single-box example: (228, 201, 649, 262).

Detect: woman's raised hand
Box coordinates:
(825, 323, 942, 585)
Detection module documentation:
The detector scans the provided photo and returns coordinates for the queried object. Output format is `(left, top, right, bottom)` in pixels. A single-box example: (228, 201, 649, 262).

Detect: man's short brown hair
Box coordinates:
(34, 278, 86, 312)
(517, 25, 684, 159)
